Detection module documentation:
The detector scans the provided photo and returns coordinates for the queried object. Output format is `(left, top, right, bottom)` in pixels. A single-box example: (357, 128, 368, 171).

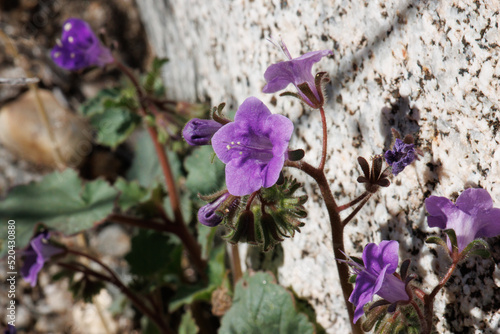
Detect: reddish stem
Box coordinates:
(285, 160, 362, 334)
(337, 191, 370, 212)
(318, 106, 328, 171)
(61, 252, 172, 333)
(423, 256, 459, 333)
(341, 194, 372, 227)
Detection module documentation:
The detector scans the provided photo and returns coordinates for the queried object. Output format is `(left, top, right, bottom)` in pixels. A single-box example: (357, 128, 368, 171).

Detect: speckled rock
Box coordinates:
(137, 1, 500, 332)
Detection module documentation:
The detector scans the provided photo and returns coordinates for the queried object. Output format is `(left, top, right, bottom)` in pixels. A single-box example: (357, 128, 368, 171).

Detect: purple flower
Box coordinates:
(425, 188, 500, 253)
(198, 193, 231, 227)
(51, 18, 114, 70)
(21, 231, 65, 287)
(348, 240, 409, 324)
(384, 138, 416, 175)
(183, 118, 223, 146)
(263, 39, 332, 108)
(212, 97, 293, 196)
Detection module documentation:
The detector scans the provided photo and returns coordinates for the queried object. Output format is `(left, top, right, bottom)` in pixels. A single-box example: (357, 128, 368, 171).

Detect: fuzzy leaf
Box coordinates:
(219, 272, 315, 334)
(184, 145, 225, 195)
(114, 178, 150, 211)
(0, 169, 118, 255)
(80, 88, 140, 148)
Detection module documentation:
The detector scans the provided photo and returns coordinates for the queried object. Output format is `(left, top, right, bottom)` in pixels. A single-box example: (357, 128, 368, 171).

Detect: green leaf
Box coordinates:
(80, 88, 140, 149)
(219, 272, 315, 334)
(468, 248, 491, 259)
(127, 131, 182, 190)
(184, 146, 225, 195)
(461, 238, 490, 259)
(89, 107, 141, 149)
(125, 229, 179, 276)
(0, 169, 118, 255)
(179, 310, 199, 334)
(114, 178, 150, 211)
(169, 245, 225, 311)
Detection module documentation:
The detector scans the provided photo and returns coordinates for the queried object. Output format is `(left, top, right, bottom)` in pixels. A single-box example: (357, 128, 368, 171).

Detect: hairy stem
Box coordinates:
(318, 106, 328, 171)
(337, 191, 370, 212)
(423, 256, 459, 333)
(341, 194, 372, 227)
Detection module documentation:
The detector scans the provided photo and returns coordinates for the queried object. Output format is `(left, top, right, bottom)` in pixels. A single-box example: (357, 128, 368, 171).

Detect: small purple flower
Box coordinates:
(263, 39, 332, 108)
(198, 193, 231, 227)
(51, 18, 114, 70)
(384, 138, 416, 175)
(183, 118, 223, 146)
(425, 188, 500, 253)
(348, 240, 409, 324)
(21, 231, 65, 287)
(212, 97, 293, 196)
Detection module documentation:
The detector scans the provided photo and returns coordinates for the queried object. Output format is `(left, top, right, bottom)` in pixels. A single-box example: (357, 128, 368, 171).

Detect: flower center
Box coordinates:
(225, 134, 274, 163)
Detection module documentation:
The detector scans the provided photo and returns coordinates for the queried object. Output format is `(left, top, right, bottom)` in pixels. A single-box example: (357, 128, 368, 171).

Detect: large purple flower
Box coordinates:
(21, 231, 65, 287)
(51, 18, 114, 70)
(384, 138, 416, 175)
(425, 188, 500, 253)
(263, 40, 332, 108)
(211, 97, 293, 196)
(183, 118, 223, 146)
(348, 240, 409, 324)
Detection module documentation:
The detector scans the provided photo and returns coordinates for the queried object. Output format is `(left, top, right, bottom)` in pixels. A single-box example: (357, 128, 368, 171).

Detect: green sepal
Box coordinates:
(348, 274, 357, 284)
(460, 238, 490, 259)
(444, 229, 459, 252)
(425, 236, 448, 250)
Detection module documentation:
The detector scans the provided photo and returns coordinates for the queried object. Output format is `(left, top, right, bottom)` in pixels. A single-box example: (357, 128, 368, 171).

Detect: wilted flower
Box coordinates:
(212, 97, 293, 196)
(51, 18, 114, 70)
(425, 188, 500, 252)
(263, 39, 332, 108)
(21, 231, 65, 287)
(183, 118, 223, 146)
(384, 138, 416, 175)
(347, 240, 410, 324)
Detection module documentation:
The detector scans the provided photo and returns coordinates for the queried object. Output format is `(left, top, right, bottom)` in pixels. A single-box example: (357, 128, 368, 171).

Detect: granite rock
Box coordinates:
(137, 0, 500, 332)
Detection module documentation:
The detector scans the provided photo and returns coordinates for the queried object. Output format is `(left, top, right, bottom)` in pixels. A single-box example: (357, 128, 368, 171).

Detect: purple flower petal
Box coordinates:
(426, 188, 500, 252)
(425, 196, 455, 229)
(212, 97, 293, 196)
(263, 42, 332, 108)
(348, 240, 408, 324)
(20, 231, 64, 287)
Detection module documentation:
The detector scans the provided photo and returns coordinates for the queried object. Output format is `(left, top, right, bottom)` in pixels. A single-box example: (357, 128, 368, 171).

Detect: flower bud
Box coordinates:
(197, 193, 230, 227)
(183, 118, 223, 146)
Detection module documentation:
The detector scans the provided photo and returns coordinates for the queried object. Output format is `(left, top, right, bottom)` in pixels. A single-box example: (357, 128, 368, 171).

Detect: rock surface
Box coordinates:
(136, 0, 500, 332)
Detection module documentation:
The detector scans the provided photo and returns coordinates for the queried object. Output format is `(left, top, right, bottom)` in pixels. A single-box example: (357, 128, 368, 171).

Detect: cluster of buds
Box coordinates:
(198, 177, 308, 251)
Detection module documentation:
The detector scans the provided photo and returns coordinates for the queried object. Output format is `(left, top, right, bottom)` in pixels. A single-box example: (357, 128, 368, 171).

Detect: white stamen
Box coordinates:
(267, 35, 292, 60)
(70, 53, 75, 58)
(54, 52, 60, 58)
(239, 152, 243, 155)
(64, 23, 72, 31)
(56, 39, 62, 47)
(231, 141, 235, 144)
(237, 141, 241, 145)
(226, 145, 231, 150)
(68, 36, 74, 43)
